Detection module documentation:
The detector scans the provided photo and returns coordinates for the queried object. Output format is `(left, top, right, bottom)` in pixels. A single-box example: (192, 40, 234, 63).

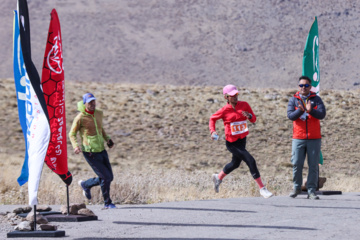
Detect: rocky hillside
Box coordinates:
(1, 0, 360, 90)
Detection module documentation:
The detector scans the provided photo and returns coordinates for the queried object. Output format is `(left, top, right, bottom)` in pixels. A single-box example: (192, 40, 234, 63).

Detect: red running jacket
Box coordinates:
(209, 101, 256, 142)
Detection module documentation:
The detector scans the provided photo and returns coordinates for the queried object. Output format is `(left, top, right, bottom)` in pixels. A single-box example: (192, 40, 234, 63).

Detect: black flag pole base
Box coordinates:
(316, 190, 342, 195)
(17, 211, 62, 218)
(301, 190, 343, 195)
(7, 230, 65, 238)
(16, 211, 97, 222)
(45, 214, 98, 222)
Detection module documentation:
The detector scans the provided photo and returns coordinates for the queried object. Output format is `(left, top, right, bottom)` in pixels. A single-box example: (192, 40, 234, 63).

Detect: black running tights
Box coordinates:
(223, 137, 260, 179)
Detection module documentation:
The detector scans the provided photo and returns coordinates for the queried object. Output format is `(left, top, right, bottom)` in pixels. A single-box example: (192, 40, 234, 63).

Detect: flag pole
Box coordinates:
(66, 185, 70, 216)
(33, 205, 37, 231)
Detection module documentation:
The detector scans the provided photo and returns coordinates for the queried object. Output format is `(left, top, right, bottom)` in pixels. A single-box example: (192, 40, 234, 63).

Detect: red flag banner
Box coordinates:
(41, 9, 72, 185)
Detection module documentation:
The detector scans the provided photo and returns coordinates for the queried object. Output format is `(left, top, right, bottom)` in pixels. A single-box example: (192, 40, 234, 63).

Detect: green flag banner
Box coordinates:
(302, 16, 320, 95)
(319, 151, 323, 165)
(303, 16, 323, 165)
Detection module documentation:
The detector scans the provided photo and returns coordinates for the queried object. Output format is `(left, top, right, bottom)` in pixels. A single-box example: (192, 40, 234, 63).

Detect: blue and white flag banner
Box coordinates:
(13, 10, 29, 186)
(16, 0, 51, 206)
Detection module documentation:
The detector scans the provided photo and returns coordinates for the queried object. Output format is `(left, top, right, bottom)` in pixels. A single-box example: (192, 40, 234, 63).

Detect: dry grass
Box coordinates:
(1, 78, 360, 205)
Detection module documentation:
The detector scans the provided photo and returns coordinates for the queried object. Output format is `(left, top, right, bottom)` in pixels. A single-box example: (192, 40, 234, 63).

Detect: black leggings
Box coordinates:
(224, 137, 260, 179)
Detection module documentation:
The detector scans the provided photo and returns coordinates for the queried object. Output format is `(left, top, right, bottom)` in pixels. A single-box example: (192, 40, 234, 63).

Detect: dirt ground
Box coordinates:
(0, 78, 359, 206)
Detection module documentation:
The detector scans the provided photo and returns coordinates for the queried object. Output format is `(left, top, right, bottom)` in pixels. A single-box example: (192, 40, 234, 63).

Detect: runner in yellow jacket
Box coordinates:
(69, 93, 116, 209)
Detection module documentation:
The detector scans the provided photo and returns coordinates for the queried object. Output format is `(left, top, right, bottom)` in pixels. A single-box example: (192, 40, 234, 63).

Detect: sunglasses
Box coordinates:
(299, 84, 310, 88)
(227, 93, 238, 97)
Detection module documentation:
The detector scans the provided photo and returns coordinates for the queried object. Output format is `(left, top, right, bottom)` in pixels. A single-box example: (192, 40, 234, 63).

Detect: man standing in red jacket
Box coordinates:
(287, 76, 326, 200)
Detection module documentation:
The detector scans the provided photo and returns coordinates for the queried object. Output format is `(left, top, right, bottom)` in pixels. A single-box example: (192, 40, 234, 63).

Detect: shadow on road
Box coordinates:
(121, 206, 255, 213)
(73, 238, 246, 240)
(113, 221, 316, 231)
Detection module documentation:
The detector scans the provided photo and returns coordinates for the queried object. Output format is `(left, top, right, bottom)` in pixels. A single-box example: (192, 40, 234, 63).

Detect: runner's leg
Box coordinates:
(226, 138, 260, 179)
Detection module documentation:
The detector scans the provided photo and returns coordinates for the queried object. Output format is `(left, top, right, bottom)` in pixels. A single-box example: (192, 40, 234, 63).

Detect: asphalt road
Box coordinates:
(2, 192, 359, 239)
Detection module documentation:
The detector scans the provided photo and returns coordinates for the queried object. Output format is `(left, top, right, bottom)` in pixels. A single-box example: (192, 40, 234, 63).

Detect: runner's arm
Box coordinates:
(245, 102, 256, 123)
(209, 108, 223, 133)
(68, 115, 81, 149)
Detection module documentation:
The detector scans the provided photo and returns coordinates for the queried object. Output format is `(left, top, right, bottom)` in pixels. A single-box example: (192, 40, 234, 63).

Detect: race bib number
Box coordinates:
(230, 120, 248, 135)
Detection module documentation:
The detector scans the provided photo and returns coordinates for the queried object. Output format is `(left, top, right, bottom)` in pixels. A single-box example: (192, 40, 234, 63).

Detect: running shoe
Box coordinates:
(212, 174, 222, 193)
(289, 189, 302, 198)
(307, 192, 320, 200)
(260, 187, 273, 198)
(104, 203, 117, 209)
(78, 180, 91, 200)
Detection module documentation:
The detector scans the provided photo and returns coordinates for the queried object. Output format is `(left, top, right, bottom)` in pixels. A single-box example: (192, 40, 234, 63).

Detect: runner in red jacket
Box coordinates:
(209, 85, 273, 198)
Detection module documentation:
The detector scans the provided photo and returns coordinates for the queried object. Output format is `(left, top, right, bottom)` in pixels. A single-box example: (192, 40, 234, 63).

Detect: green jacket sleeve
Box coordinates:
(68, 113, 82, 149)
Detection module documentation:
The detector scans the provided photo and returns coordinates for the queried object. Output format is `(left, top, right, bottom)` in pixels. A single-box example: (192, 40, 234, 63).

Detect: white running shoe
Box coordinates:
(78, 180, 91, 200)
(212, 174, 222, 193)
(260, 187, 273, 198)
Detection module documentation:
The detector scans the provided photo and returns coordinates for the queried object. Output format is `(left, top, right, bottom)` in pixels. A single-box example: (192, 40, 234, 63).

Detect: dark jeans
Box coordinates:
(82, 150, 114, 205)
(224, 137, 260, 179)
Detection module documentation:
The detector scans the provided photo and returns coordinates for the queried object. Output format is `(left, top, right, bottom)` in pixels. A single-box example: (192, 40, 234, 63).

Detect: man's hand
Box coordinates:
(74, 146, 81, 154)
(306, 100, 312, 113)
(107, 139, 114, 148)
(298, 101, 305, 112)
